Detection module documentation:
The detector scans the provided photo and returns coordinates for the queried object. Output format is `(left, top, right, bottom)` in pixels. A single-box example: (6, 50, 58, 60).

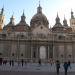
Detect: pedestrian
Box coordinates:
(49, 59, 52, 66)
(38, 59, 41, 66)
(9, 60, 11, 66)
(68, 60, 71, 69)
(3, 60, 7, 65)
(0, 58, 2, 65)
(11, 60, 14, 66)
(21, 59, 24, 67)
(56, 60, 60, 75)
(63, 62, 69, 75)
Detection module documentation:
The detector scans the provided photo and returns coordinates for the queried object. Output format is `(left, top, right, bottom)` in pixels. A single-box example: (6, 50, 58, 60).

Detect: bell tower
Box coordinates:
(0, 7, 4, 32)
(70, 10, 75, 32)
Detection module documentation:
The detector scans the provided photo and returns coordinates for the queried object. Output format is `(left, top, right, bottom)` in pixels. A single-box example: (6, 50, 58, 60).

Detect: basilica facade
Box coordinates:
(0, 4, 75, 63)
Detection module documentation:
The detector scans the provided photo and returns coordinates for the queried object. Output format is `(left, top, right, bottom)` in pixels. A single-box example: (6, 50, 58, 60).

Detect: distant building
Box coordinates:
(0, 4, 75, 63)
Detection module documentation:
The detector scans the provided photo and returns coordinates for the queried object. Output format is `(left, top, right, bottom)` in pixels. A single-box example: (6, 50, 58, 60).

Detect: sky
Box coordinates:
(0, 0, 75, 27)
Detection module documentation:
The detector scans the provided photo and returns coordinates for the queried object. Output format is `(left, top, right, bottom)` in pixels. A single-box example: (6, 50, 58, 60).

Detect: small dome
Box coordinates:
(15, 22, 30, 32)
(15, 12, 30, 32)
(3, 15, 15, 32)
(52, 13, 64, 33)
(53, 13, 63, 28)
(63, 17, 69, 28)
(30, 5, 49, 29)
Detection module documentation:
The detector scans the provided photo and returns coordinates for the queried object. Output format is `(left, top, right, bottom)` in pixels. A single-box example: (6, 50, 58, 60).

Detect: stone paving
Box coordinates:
(0, 71, 75, 75)
(0, 62, 75, 72)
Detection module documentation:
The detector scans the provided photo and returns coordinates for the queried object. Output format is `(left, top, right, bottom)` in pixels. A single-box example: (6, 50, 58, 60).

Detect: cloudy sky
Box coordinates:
(0, 0, 75, 27)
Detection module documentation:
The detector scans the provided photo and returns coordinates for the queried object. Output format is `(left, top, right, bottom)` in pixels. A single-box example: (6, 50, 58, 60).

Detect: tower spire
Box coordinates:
(71, 9, 74, 19)
(56, 12, 60, 24)
(10, 13, 14, 24)
(57, 12, 59, 18)
(22, 9, 25, 16)
(0, 6, 4, 15)
(37, 0, 42, 13)
(63, 15, 67, 26)
(64, 15, 65, 20)
(39, 0, 40, 7)
(21, 10, 26, 22)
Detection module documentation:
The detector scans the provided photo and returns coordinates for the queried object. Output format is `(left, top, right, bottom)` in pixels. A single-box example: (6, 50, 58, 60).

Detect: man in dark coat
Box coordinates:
(63, 62, 69, 75)
(38, 59, 41, 66)
(56, 60, 60, 75)
(21, 59, 24, 67)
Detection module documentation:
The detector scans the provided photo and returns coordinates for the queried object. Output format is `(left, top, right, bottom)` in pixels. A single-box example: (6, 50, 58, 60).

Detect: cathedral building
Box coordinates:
(0, 4, 75, 63)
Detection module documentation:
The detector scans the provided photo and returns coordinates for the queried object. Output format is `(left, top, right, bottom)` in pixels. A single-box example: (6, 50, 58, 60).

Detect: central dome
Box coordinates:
(30, 5, 49, 29)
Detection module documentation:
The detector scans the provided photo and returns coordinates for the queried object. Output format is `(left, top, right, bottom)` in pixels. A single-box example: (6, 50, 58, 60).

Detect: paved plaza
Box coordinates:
(0, 71, 75, 75)
(0, 62, 75, 75)
(0, 62, 75, 72)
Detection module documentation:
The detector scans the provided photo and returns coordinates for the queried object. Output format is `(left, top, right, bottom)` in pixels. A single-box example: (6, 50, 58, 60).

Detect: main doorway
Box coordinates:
(39, 46, 46, 59)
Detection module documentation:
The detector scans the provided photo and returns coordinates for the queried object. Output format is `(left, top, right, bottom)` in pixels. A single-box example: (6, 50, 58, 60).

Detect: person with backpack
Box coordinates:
(56, 60, 60, 75)
(63, 62, 69, 75)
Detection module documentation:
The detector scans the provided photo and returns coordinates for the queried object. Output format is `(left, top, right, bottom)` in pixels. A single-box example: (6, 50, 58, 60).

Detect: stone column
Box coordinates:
(64, 42, 67, 62)
(72, 42, 75, 62)
(73, 43, 75, 62)
(17, 38, 20, 62)
(55, 44, 59, 60)
(38, 46, 40, 59)
(36, 46, 39, 62)
(31, 46, 33, 62)
(8, 41, 12, 60)
(48, 46, 49, 60)
(53, 43, 55, 60)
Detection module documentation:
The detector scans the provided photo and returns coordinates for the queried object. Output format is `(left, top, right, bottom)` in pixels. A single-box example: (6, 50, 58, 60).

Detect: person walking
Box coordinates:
(56, 60, 60, 75)
(21, 59, 24, 67)
(63, 62, 69, 75)
(68, 60, 71, 69)
(38, 59, 41, 66)
(11, 60, 14, 66)
(9, 60, 11, 66)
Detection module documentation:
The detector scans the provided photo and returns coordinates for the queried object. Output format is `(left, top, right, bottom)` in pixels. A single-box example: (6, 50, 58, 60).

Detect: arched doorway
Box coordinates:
(39, 46, 46, 59)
